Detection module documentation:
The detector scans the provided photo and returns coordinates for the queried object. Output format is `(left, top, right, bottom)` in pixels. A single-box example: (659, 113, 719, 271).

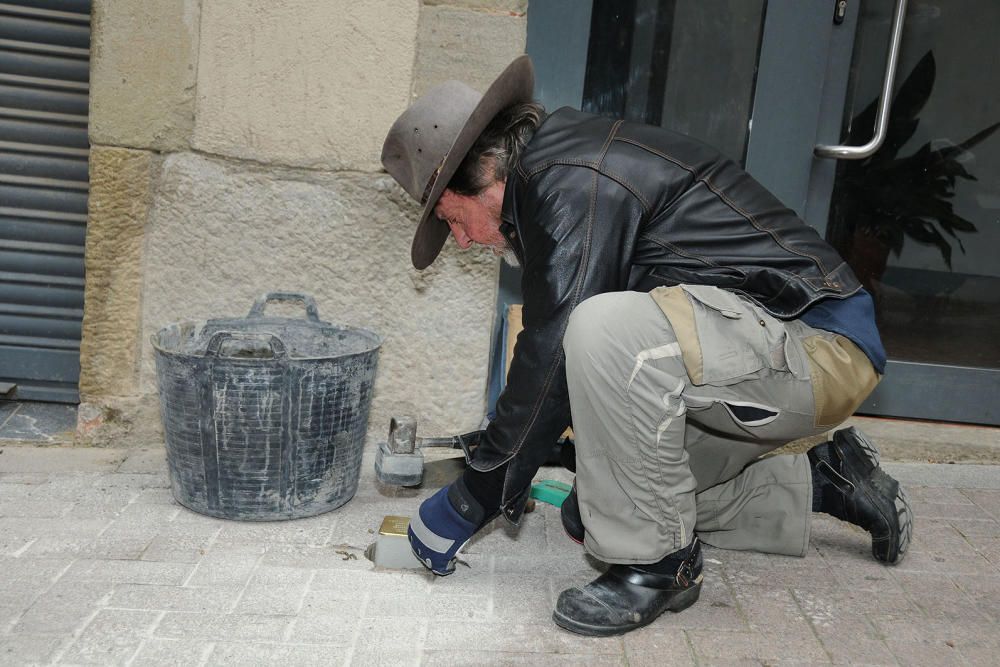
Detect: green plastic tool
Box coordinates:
(530, 479, 573, 507)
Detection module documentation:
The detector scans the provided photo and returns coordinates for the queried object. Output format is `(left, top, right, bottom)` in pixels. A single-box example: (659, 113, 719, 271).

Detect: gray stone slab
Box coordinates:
(230, 584, 309, 616)
(12, 581, 113, 634)
(0, 634, 67, 666)
(284, 612, 360, 646)
(129, 638, 214, 667)
(884, 462, 1000, 489)
(58, 608, 160, 665)
(208, 642, 351, 666)
(117, 448, 169, 474)
(61, 559, 194, 586)
(0, 402, 77, 442)
(107, 584, 242, 613)
(0, 446, 126, 473)
(0, 401, 18, 429)
(423, 652, 627, 667)
(153, 612, 290, 642)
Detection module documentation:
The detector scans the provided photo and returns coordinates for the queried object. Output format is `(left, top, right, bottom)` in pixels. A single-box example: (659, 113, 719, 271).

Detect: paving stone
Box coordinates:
(909, 486, 977, 505)
(154, 612, 290, 642)
(247, 565, 315, 586)
(58, 608, 160, 665)
(107, 584, 242, 613)
(730, 586, 815, 639)
(117, 448, 170, 475)
(963, 489, 1000, 519)
(258, 543, 367, 569)
(685, 629, 762, 663)
(0, 499, 74, 518)
(129, 638, 214, 666)
(209, 642, 349, 666)
(424, 651, 627, 666)
(491, 573, 553, 622)
(183, 545, 263, 587)
(61, 559, 192, 586)
(424, 620, 621, 654)
(0, 634, 66, 666)
(818, 635, 896, 665)
(231, 584, 310, 616)
(885, 638, 965, 666)
(347, 616, 428, 665)
(12, 581, 112, 634)
(916, 502, 993, 521)
(285, 611, 362, 646)
(623, 627, 696, 666)
(214, 516, 334, 547)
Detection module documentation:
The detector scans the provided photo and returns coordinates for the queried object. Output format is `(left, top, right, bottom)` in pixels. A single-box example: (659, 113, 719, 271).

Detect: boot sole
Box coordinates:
(551, 580, 702, 637)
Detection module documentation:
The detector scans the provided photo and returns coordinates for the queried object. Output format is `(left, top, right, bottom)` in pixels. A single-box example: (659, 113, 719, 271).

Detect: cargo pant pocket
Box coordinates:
(650, 284, 787, 386)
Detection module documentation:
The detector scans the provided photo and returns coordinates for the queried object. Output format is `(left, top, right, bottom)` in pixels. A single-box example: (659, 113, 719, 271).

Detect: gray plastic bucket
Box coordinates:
(151, 292, 381, 520)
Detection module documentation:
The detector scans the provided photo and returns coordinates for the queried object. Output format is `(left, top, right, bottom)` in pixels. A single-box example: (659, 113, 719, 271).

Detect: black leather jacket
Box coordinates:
(479, 108, 861, 522)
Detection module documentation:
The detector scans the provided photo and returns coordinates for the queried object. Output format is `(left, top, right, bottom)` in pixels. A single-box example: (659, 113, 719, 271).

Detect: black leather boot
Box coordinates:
(560, 481, 584, 544)
(552, 538, 703, 637)
(810, 427, 912, 564)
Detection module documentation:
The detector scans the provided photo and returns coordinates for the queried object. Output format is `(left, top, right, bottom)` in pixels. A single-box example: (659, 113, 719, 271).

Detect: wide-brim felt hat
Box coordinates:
(381, 55, 535, 269)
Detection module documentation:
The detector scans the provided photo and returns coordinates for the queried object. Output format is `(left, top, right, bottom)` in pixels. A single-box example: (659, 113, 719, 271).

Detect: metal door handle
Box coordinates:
(815, 0, 908, 160)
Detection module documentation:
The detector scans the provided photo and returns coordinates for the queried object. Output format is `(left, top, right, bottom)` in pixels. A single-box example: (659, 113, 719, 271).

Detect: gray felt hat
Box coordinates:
(381, 56, 535, 269)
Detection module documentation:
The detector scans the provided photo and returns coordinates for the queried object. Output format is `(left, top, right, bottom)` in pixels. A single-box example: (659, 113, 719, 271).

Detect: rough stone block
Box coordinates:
(414, 5, 527, 98)
(193, 0, 419, 171)
(140, 153, 498, 433)
(90, 0, 199, 150)
(424, 0, 527, 14)
(80, 147, 157, 400)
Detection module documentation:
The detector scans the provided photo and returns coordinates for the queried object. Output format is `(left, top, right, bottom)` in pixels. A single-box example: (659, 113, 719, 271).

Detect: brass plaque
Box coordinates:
(379, 515, 410, 537)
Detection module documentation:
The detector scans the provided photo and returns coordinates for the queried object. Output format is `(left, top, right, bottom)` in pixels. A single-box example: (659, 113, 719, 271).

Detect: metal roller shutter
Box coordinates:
(0, 0, 90, 403)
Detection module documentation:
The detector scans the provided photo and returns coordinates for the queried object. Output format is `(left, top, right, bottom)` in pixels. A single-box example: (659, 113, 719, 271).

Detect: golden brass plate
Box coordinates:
(378, 515, 410, 537)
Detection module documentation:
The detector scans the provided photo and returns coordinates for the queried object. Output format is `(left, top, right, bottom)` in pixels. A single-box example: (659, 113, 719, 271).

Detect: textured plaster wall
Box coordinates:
(414, 5, 528, 97)
(192, 0, 419, 172)
(140, 154, 499, 432)
(89, 0, 200, 151)
(80, 148, 157, 399)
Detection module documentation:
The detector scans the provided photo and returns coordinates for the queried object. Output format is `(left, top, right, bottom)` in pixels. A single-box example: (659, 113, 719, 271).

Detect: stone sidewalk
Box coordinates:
(1, 443, 999, 666)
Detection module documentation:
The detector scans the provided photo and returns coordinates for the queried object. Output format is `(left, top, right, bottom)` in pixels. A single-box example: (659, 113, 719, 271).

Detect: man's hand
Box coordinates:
(408, 481, 485, 576)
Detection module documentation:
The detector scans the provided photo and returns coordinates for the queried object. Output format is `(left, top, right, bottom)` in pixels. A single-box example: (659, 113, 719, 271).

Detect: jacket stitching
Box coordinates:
(698, 178, 831, 275)
(641, 235, 719, 268)
(504, 122, 620, 480)
(615, 137, 832, 277)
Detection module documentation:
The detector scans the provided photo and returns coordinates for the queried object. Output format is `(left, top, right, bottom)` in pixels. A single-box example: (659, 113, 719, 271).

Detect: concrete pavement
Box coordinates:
(1, 439, 999, 666)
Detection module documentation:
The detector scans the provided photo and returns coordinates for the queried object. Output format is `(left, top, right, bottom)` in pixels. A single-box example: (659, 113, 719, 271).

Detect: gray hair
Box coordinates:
(448, 101, 546, 196)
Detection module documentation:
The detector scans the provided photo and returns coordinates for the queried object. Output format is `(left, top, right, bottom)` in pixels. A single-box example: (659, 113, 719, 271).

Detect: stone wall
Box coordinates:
(81, 1, 528, 440)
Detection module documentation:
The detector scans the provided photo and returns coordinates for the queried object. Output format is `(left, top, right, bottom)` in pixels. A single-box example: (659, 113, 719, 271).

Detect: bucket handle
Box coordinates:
(248, 292, 321, 322)
(205, 331, 288, 359)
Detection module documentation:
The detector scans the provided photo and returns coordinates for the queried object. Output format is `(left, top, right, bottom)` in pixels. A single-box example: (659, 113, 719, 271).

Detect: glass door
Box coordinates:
(519, 0, 999, 424)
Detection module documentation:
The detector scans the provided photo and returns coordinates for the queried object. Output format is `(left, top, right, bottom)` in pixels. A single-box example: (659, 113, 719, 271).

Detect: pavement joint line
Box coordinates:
(790, 584, 833, 663)
(341, 589, 372, 667)
(123, 610, 165, 667)
(225, 547, 266, 613)
(48, 597, 106, 666)
(2, 555, 76, 635)
(9, 537, 36, 558)
(0, 402, 20, 431)
(286, 569, 317, 641)
(195, 641, 216, 667)
(180, 525, 224, 588)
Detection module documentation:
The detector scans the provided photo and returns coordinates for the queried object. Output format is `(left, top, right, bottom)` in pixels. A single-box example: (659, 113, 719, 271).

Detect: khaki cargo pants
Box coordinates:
(562, 286, 879, 563)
